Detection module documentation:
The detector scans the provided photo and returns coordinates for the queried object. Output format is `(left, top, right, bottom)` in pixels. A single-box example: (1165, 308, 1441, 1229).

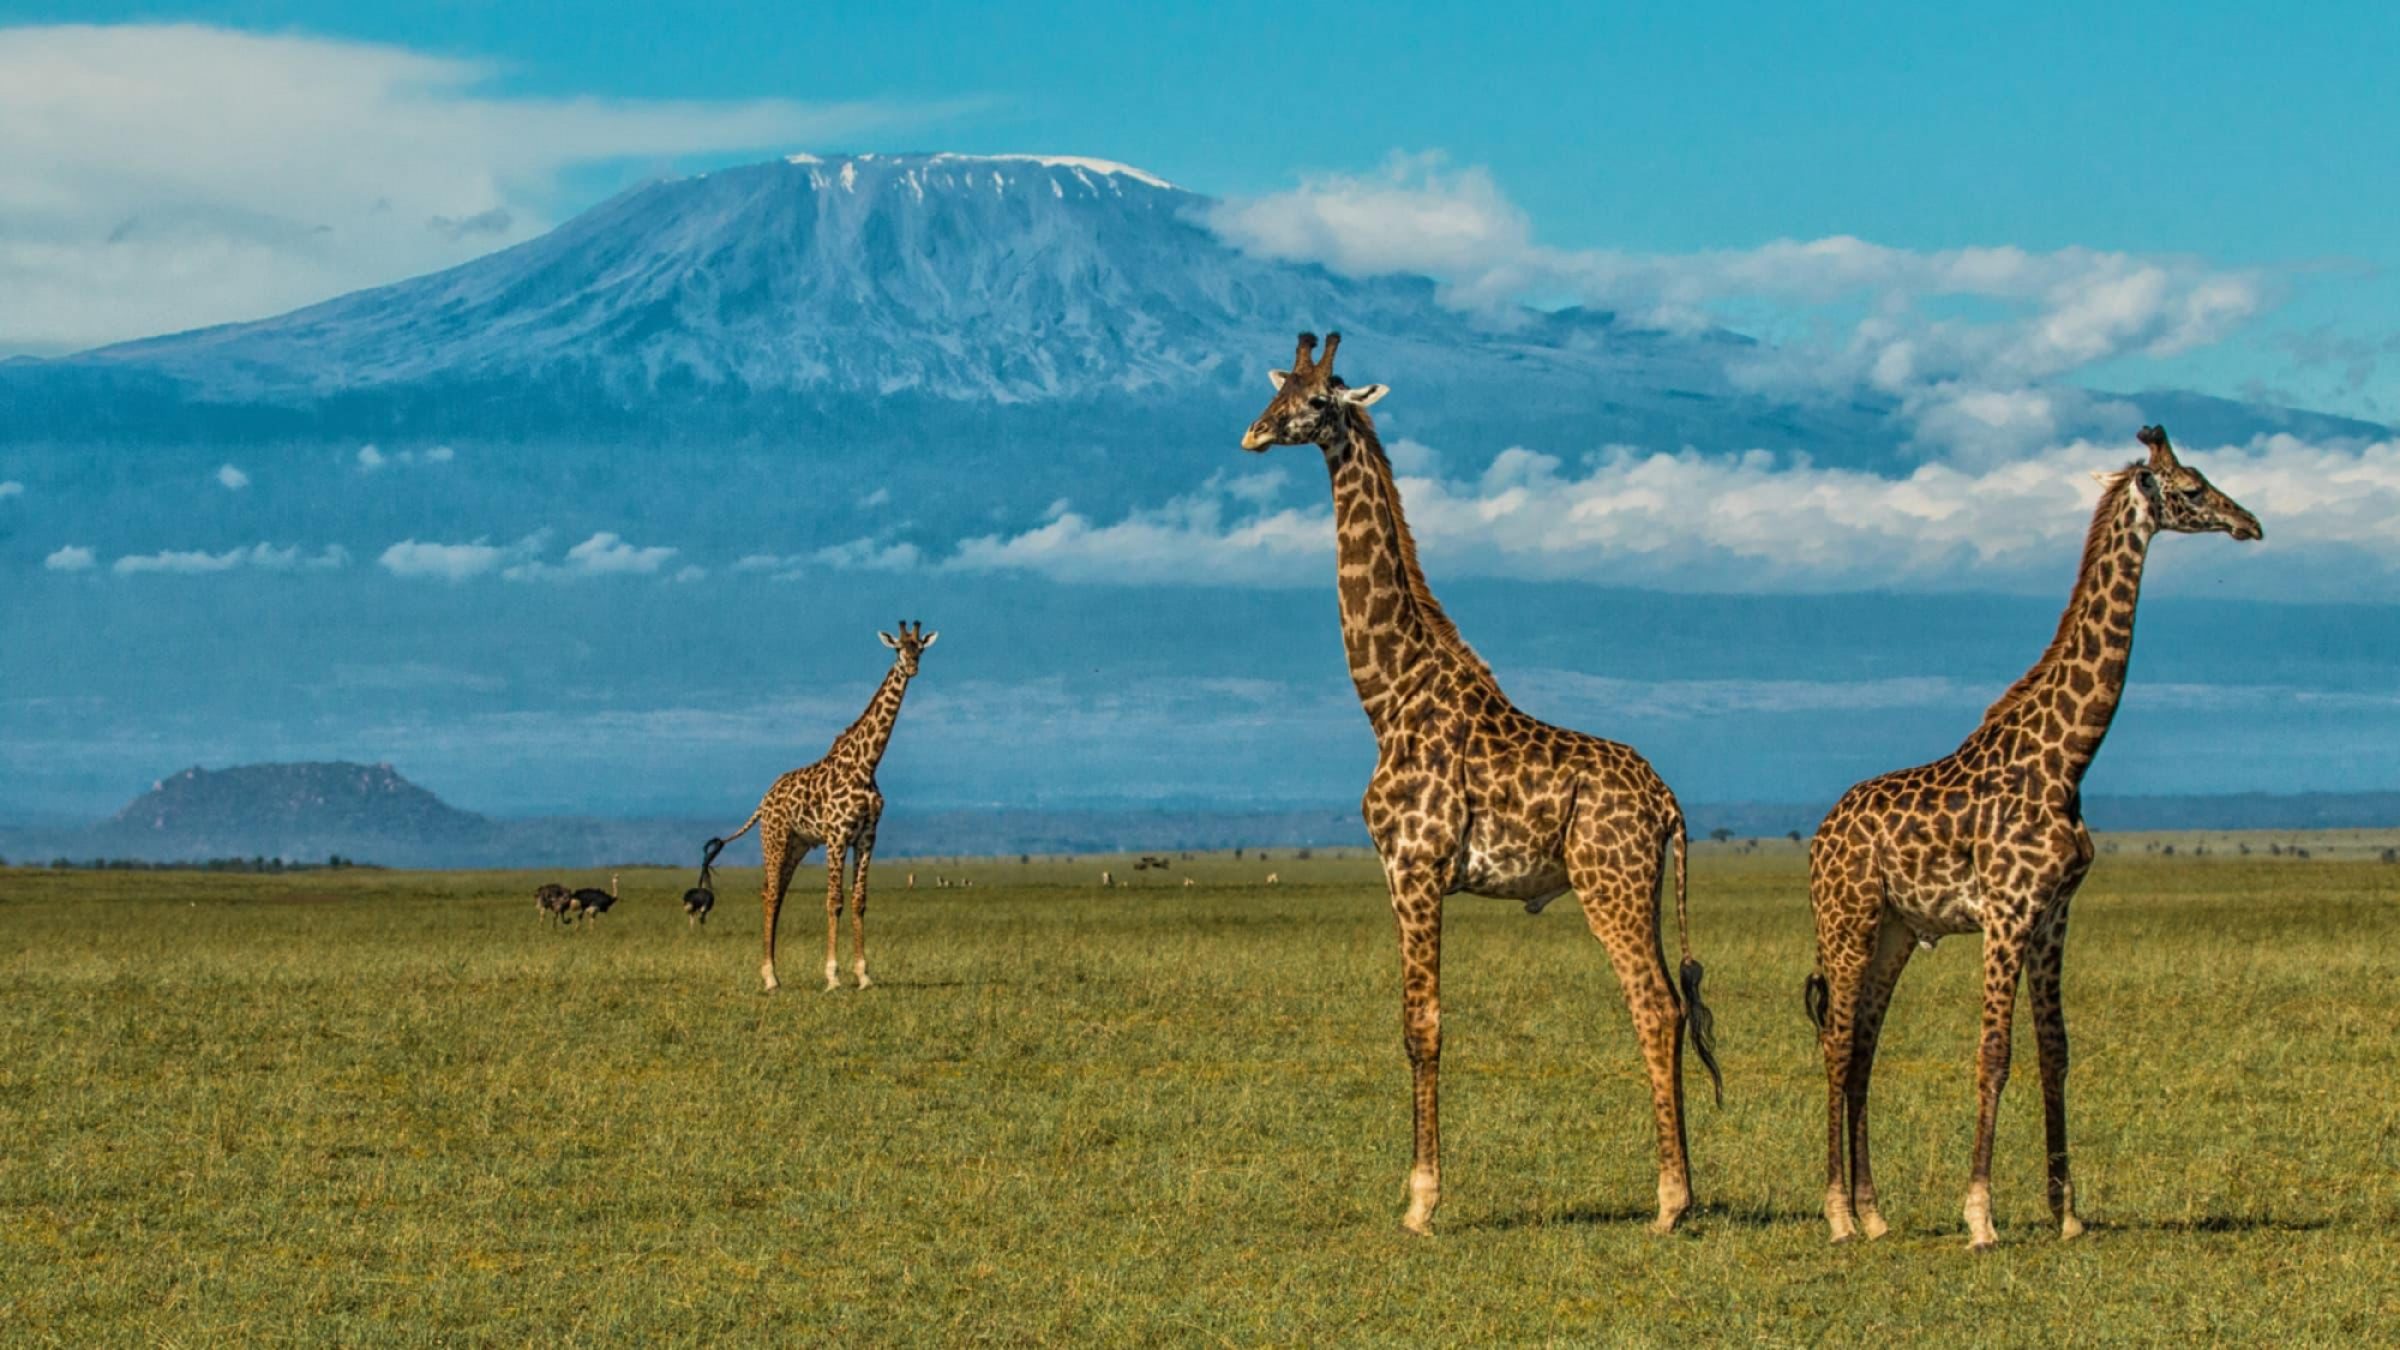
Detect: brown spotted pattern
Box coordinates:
(708, 622, 937, 993)
(1244, 333, 1722, 1236)
(1807, 426, 2260, 1250)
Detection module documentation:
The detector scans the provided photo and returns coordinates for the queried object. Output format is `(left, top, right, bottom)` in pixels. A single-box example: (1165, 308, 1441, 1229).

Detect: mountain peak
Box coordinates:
(780, 151, 1176, 191)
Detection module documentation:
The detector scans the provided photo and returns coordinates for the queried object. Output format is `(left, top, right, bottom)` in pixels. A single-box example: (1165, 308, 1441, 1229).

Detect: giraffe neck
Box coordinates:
(1319, 410, 1499, 740)
(1971, 472, 2155, 785)
(833, 660, 913, 770)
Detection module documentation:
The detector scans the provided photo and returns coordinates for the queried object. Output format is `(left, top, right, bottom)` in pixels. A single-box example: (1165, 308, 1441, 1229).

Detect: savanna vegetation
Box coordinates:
(2, 840, 2393, 1342)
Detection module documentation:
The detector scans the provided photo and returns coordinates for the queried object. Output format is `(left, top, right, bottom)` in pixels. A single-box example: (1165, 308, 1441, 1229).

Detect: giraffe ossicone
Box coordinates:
(1242, 332, 1722, 1237)
(1806, 424, 2259, 1250)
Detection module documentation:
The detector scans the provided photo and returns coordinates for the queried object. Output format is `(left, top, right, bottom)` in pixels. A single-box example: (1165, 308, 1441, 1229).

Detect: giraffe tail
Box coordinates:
(701, 810, 760, 885)
(1668, 809, 1724, 1107)
(1804, 972, 1830, 1031)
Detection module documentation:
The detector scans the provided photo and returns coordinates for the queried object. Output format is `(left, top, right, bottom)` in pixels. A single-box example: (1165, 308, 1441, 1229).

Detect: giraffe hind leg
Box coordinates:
(1566, 844, 1692, 1235)
(1810, 868, 1881, 1243)
(760, 835, 801, 993)
(1846, 915, 1916, 1240)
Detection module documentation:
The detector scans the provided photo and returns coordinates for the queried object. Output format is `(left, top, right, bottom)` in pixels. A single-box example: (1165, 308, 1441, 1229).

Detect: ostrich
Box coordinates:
(684, 840, 723, 927)
(567, 873, 619, 923)
(534, 882, 571, 920)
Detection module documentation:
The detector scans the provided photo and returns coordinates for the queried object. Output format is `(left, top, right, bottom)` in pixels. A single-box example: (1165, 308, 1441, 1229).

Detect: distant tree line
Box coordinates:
(14, 854, 382, 873)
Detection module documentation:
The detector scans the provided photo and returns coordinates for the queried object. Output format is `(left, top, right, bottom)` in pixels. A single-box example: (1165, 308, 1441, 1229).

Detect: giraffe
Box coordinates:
(702, 621, 936, 992)
(1807, 426, 2260, 1250)
(1242, 332, 1722, 1236)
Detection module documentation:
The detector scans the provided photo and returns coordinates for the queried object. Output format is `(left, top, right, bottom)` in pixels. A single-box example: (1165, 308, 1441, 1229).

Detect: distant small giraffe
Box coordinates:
(1808, 427, 2259, 1249)
(703, 622, 936, 992)
(1243, 332, 1720, 1235)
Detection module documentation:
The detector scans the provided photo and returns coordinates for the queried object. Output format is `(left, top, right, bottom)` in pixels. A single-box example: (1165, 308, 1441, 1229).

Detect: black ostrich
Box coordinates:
(566, 873, 619, 924)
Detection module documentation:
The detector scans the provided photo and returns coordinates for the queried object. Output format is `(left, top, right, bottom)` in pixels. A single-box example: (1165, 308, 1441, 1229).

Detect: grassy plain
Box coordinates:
(2, 841, 2395, 1343)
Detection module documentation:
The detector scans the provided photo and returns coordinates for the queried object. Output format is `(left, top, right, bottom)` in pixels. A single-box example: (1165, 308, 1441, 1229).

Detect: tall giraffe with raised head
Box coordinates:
(1808, 426, 2260, 1250)
(1241, 333, 1722, 1236)
(702, 621, 937, 992)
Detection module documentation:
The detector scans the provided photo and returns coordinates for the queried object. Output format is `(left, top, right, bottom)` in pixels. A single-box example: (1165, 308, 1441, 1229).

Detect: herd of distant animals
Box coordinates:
(526, 333, 2266, 1250)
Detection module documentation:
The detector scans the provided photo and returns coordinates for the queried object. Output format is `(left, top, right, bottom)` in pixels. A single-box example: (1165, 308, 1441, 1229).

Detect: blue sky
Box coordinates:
(4, 3, 2398, 414)
(4, 7, 2400, 824)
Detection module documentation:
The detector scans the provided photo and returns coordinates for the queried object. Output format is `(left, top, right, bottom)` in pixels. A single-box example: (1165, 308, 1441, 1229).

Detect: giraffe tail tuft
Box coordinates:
(1667, 810, 1724, 1107)
(1804, 972, 1830, 1031)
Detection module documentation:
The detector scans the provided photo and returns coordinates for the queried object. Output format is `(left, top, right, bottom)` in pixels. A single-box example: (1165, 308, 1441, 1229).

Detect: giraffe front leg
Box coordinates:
(823, 847, 847, 992)
(851, 833, 875, 989)
(2027, 917, 2083, 1239)
(1387, 864, 1445, 1236)
(1964, 933, 2028, 1251)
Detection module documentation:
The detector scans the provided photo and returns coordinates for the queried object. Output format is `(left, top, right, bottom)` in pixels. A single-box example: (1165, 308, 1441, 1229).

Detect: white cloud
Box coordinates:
(501, 531, 677, 580)
(0, 23, 973, 354)
(814, 538, 922, 572)
(215, 463, 248, 490)
(858, 486, 891, 508)
(940, 433, 2400, 596)
(356, 443, 457, 472)
(112, 541, 345, 574)
(1208, 154, 2274, 461)
(0, 480, 22, 500)
(672, 564, 708, 584)
(379, 536, 532, 581)
(43, 544, 94, 571)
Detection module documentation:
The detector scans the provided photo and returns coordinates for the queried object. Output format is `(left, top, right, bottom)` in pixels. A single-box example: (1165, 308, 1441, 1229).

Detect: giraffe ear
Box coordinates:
(879, 631, 900, 649)
(919, 630, 938, 648)
(1339, 383, 1388, 407)
(1267, 370, 1289, 392)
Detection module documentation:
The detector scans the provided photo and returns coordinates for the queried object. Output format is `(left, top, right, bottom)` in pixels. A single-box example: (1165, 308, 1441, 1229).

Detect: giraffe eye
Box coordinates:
(1307, 394, 1331, 410)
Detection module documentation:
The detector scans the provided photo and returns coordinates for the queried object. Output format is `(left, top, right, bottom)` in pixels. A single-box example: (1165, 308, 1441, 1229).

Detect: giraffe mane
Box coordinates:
(1344, 405, 1501, 690)
(1976, 463, 2140, 725)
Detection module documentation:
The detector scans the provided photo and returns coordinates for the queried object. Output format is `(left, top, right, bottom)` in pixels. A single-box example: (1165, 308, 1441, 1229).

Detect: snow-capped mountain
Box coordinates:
(3, 152, 1926, 457)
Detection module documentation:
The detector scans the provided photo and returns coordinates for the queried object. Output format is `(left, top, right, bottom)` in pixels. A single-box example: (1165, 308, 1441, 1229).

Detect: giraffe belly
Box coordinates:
(1892, 883, 1986, 945)
(1455, 844, 1571, 904)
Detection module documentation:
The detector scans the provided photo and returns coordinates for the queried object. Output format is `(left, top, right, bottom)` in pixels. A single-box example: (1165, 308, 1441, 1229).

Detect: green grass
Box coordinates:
(2, 843, 2396, 1343)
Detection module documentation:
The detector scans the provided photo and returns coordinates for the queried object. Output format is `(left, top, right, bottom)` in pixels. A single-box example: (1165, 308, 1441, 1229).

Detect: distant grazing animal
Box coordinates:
(1265, 873, 1280, 886)
(683, 842, 721, 927)
(1182, 877, 1195, 888)
(567, 873, 619, 923)
(1099, 870, 1113, 887)
(1808, 425, 2260, 1250)
(535, 882, 572, 921)
(704, 622, 935, 992)
(1242, 331, 1720, 1236)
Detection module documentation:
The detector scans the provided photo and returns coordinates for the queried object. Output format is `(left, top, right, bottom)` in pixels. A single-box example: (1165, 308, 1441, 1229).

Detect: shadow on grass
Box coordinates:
(1460, 1200, 1821, 1233)
(2103, 1214, 2337, 1235)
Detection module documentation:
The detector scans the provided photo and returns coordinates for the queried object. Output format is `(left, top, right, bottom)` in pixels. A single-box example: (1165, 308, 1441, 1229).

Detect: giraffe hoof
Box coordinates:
(1967, 1236, 1999, 1254)
(1647, 1216, 1681, 1237)
(1398, 1217, 1435, 1238)
(2060, 1216, 2086, 1241)
(1861, 1213, 1890, 1240)
(855, 974, 874, 990)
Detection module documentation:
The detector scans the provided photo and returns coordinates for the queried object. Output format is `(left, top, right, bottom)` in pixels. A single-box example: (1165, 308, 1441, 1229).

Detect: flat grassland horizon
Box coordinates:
(3, 839, 2394, 1342)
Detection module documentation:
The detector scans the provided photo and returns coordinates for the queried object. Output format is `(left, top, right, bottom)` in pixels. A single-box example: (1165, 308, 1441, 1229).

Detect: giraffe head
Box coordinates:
(878, 619, 939, 675)
(2127, 426, 2262, 541)
(1240, 331, 1388, 451)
